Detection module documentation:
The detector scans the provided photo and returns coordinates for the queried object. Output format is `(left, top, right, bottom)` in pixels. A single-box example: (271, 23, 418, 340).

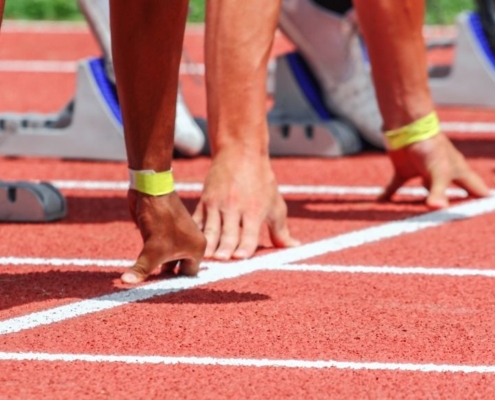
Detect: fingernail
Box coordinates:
(233, 250, 248, 259)
(121, 271, 142, 284)
(214, 251, 230, 260)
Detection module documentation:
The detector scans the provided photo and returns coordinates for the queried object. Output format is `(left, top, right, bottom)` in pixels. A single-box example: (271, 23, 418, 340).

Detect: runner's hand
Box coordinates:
(380, 133, 489, 208)
(192, 152, 300, 260)
(122, 191, 206, 284)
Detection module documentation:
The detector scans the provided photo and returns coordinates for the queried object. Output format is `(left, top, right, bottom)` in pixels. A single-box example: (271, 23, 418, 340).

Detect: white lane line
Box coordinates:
(0, 60, 204, 75)
(5, 257, 495, 278)
(0, 256, 222, 270)
(0, 60, 77, 73)
(51, 180, 472, 197)
(0, 257, 133, 268)
(0, 351, 494, 374)
(273, 264, 495, 278)
(0, 196, 494, 336)
(441, 122, 495, 134)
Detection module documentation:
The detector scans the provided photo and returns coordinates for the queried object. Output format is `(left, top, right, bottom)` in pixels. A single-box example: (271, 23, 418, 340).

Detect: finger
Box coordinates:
(233, 215, 263, 259)
(202, 207, 222, 258)
(121, 241, 165, 284)
(426, 168, 450, 210)
(267, 199, 300, 249)
(178, 257, 201, 276)
(454, 169, 490, 199)
(213, 211, 241, 260)
(191, 201, 205, 231)
(378, 174, 407, 202)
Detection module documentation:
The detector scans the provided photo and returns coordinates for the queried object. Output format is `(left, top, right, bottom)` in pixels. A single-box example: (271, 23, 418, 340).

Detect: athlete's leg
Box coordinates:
(354, 0, 488, 207)
(109, 0, 206, 283)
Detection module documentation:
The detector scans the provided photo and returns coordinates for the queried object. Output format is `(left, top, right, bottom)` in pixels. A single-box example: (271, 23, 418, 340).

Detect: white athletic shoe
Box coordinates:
(279, 0, 384, 148)
(174, 90, 206, 156)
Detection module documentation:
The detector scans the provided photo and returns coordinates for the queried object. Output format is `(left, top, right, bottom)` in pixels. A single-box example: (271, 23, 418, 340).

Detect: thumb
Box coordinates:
(121, 240, 167, 284)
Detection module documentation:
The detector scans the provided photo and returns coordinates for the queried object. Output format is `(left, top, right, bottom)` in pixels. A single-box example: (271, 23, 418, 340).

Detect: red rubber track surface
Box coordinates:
(0, 24, 494, 399)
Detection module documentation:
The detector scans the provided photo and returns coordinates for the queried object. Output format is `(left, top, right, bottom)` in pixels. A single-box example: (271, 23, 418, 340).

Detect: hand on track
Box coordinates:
(380, 133, 489, 208)
(122, 191, 206, 284)
(192, 152, 300, 260)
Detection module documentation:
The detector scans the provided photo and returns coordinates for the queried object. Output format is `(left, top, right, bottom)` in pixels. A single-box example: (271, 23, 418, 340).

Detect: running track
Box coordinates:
(0, 21, 495, 399)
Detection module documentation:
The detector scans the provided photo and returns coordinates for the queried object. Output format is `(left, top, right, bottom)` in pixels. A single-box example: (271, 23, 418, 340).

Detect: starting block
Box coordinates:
(0, 57, 207, 160)
(0, 181, 66, 222)
(0, 0, 206, 161)
(268, 52, 363, 157)
(0, 58, 127, 161)
(429, 12, 495, 107)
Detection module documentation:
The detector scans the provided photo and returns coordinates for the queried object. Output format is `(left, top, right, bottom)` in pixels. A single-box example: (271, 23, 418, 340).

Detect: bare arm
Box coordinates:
(110, 0, 205, 283)
(354, 0, 488, 207)
(205, 0, 281, 156)
(192, 0, 299, 260)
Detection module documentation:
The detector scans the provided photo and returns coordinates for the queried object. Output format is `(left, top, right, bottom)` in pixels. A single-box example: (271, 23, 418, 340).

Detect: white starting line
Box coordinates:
(51, 180, 474, 198)
(1, 351, 494, 374)
(1, 196, 495, 337)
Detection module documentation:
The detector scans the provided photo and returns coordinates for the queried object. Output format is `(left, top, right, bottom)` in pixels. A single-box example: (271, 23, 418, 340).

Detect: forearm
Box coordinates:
(205, 0, 281, 157)
(109, 0, 188, 171)
(354, 0, 433, 131)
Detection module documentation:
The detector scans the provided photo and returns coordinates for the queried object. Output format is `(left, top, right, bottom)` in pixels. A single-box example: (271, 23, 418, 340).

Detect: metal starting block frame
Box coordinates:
(268, 52, 363, 157)
(429, 12, 495, 107)
(0, 181, 67, 222)
(0, 58, 127, 161)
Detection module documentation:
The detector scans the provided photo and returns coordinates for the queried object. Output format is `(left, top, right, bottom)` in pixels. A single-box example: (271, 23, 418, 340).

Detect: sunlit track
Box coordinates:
(1, 196, 494, 336)
(1, 20, 495, 397)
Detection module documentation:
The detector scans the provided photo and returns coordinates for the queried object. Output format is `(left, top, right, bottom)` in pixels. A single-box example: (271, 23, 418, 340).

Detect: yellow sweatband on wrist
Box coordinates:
(384, 111, 440, 150)
(128, 169, 174, 196)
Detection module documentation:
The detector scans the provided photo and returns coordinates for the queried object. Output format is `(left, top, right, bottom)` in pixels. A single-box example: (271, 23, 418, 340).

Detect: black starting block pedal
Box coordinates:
(0, 181, 67, 222)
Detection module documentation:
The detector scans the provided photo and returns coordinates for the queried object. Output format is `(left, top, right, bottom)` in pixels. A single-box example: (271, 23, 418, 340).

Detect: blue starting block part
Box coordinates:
(268, 52, 363, 157)
(429, 12, 495, 107)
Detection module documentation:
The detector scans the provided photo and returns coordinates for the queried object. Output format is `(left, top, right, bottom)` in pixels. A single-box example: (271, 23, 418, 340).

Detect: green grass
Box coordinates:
(425, 0, 473, 24)
(3, 0, 475, 24)
(3, 0, 205, 21)
(4, 0, 82, 21)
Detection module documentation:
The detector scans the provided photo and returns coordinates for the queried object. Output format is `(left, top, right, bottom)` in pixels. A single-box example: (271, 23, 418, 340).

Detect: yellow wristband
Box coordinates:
(128, 169, 174, 196)
(384, 111, 440, 150)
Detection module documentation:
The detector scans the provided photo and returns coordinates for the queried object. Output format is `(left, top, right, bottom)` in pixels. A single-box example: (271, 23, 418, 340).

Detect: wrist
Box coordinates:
(383, 111, 440, 150)
(129, 169, 175, 196)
